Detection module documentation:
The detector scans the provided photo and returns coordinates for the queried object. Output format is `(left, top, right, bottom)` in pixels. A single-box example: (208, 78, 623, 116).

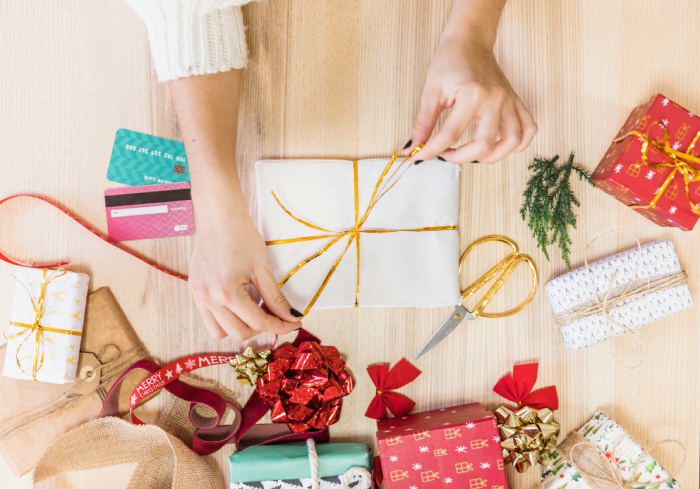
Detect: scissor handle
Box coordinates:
(459, 235, 538, 319)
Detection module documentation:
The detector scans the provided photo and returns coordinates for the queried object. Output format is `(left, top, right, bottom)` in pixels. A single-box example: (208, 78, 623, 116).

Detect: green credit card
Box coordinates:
(107, 128, 190, 186)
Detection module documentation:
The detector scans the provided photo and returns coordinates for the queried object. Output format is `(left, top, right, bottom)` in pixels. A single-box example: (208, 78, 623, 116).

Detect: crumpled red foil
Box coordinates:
(257, 341, 355, 433)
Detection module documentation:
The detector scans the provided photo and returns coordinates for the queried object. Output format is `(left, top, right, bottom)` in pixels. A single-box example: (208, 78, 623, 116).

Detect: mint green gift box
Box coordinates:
(229, 443, 372, 485)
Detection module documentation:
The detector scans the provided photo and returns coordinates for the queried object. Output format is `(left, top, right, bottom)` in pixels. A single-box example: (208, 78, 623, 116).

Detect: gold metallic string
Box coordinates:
(266, 145, 457, 314)
(5, 268, 83, 381)
(613, 122, 700, 216)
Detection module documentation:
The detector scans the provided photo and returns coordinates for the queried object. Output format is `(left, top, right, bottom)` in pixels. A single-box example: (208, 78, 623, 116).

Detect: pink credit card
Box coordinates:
(105, 182, 195, 242)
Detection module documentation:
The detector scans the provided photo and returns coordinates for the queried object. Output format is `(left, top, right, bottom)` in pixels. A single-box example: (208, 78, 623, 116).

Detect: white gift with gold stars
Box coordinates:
(3, 268, 89, 384)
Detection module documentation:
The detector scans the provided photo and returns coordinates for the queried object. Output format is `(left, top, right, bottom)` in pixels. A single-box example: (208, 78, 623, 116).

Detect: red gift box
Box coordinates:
(592, 93, 700, 230)
(376, 403, 507, 489)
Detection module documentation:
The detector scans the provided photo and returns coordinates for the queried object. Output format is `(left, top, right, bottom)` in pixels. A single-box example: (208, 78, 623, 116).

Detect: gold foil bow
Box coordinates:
(614, 121, 700, 216)
(6, 268, 83, 381)
(495, 405, 559, 473)
(265, 145, 457, 315)
(229, 347, 271, 385)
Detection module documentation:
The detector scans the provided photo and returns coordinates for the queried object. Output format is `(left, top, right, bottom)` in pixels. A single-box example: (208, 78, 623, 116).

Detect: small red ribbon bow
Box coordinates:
(365, 358, 421, 420)
(493, 363, 558, 410)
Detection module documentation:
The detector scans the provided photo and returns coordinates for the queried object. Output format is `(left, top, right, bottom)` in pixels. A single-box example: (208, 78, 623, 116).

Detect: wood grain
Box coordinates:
(1, 0, 698, 487)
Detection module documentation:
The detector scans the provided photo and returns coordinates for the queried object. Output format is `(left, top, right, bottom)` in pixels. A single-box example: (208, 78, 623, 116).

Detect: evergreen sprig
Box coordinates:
(520, 154, 594, 269)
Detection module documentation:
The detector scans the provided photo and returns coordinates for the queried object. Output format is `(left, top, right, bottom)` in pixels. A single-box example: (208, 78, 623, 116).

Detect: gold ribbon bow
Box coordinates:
(6, 268, 83, 381)
(229, 347, 271, 385)
(561, 432, 685, 489)
(614, 121, 700, 216)
(266, 145, 457, 315)
(496, 405, 559, 473)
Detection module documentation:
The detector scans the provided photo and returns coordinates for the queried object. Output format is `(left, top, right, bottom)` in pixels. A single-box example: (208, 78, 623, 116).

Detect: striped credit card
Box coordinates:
(107, 128, 190, 186)
(105, 182, 195, 242)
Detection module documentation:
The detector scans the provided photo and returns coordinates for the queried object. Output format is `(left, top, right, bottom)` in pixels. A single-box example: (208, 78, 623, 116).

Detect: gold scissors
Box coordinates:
(415, 235, 539, 360)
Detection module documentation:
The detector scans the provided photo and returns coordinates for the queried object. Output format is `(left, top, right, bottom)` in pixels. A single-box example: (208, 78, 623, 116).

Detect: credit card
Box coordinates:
(107, 128, 190, 186)
(105, 182, 195, 242)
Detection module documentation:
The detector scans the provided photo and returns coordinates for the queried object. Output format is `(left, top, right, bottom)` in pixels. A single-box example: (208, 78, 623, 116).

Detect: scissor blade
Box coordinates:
(415, 305, 473, 360)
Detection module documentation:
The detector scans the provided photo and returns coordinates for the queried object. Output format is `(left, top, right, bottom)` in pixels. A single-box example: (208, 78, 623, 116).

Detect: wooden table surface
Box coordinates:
(1, 1, 698, 487)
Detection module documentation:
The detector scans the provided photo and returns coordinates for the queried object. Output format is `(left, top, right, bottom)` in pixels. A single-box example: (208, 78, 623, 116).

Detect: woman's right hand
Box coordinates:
(188, 193, 303, 342)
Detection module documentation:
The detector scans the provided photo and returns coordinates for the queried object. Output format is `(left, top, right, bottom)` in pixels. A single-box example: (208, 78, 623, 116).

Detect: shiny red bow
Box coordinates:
(257, 341, 355, 433)
(493, 363, 558, 410)
(365, 358, 421, 420)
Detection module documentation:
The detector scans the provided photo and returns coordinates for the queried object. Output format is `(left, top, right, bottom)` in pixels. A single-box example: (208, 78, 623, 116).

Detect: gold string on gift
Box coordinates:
(553, 230, 689, 370)
(613, 121, 700, 216)
(265, 145, 457, 315)
(5, 268, 84, 381)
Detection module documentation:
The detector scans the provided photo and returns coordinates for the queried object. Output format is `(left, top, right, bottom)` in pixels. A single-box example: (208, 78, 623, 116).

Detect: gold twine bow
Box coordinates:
(563, 432, 685, 489)
(265, 145, 457, 315)
(495, 405, 559, 473)
(5, 268, 83, 381)
(229, 347, 271, 385)
(613, 121, 700, 216)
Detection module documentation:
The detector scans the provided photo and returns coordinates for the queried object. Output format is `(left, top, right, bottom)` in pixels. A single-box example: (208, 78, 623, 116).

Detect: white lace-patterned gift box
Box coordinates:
(3, 268, 89, 384)
(544, 240, 693, 350)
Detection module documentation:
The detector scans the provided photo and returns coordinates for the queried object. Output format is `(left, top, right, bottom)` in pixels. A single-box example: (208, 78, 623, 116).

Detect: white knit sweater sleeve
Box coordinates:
(121, 0, 258, 82)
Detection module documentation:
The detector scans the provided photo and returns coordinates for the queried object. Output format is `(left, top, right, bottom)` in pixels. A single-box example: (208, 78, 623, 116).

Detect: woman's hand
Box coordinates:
(189, 193, 303, 342)
(169, 70, 302, 342)
(404, 0, 537, 165)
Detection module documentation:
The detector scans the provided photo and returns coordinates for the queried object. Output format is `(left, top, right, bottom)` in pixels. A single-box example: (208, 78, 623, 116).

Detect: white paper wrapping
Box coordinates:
(3, 268, 89, 384)
(541, 411, 680, 489)
(545, 240, 693, 350)
(256, 158, 461, 310)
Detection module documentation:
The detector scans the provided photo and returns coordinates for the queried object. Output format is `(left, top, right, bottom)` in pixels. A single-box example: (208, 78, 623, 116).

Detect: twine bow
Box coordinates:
(5, 268, 83, 381)
(365, 358, 421, 420)
(265, 145, 457, 315)
(565, 432, 685, 489)
(614, 121, 700, 217)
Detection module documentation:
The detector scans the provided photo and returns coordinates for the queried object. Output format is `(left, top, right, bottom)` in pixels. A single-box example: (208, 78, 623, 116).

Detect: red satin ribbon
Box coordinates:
(0, 195, 187, 280)
(100, 329, 326, 455)
(364, 358, 421, 420)
(492, 363, 558, 410)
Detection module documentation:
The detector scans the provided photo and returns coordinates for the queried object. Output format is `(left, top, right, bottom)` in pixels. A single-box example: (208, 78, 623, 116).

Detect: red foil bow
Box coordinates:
(365, 358, 421, 420)
(493, 363, 558, 410)
(257, 341, 355, 433)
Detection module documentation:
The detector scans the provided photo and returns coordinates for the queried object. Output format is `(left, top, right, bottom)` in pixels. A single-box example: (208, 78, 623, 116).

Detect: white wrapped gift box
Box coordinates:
(256, 158, 461, 312)
(545, 240, 693, 350)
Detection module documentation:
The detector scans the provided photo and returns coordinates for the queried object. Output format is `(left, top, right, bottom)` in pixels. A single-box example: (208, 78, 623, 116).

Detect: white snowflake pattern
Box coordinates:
(412, 463, 422, 470)
(425, 416, 431, 419)
(662, 97, 669, 106)
(410, 486, 417, 489)
(130, 394, 138, 406)
(690, 112, 695, 118)
(165, 369, 173, 379)
(419, 446, 429, 453)
(638, 137, 645, 142)
(493, 436, 501, 442)
(404, 428, 414, 431)
(384, 430, 391, 433)
(673, 141, 682, 150)
(465, 423, 475, 429)
(175, 363, 183, 374)
(654, 187, 661, 195)
(445, 478, 453, 484)
(662, 119, 669, 126)
(669, 206, 677, 215)
(185, 359, 197, 370)
(451, 410, 457, 413)
(390, 426, 396, 429)
(480, 462, 491, 469)
(614, 163, 623, 173)
(456, 446, 467, 453)
(390, 456, 399, 462)
(645, 170, 655, 180)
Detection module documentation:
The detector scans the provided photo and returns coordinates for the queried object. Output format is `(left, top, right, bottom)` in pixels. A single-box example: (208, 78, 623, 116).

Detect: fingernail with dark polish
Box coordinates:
(414, 160, 424, 165)
(437, 156, 446, 162)
(402, 139, 413, 150)
(471, 160, 480, 164)
(290, 308, 304, 318)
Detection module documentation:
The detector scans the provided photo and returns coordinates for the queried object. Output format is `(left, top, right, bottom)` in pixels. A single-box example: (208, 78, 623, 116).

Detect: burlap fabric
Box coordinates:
(33, 376, 239, 489)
